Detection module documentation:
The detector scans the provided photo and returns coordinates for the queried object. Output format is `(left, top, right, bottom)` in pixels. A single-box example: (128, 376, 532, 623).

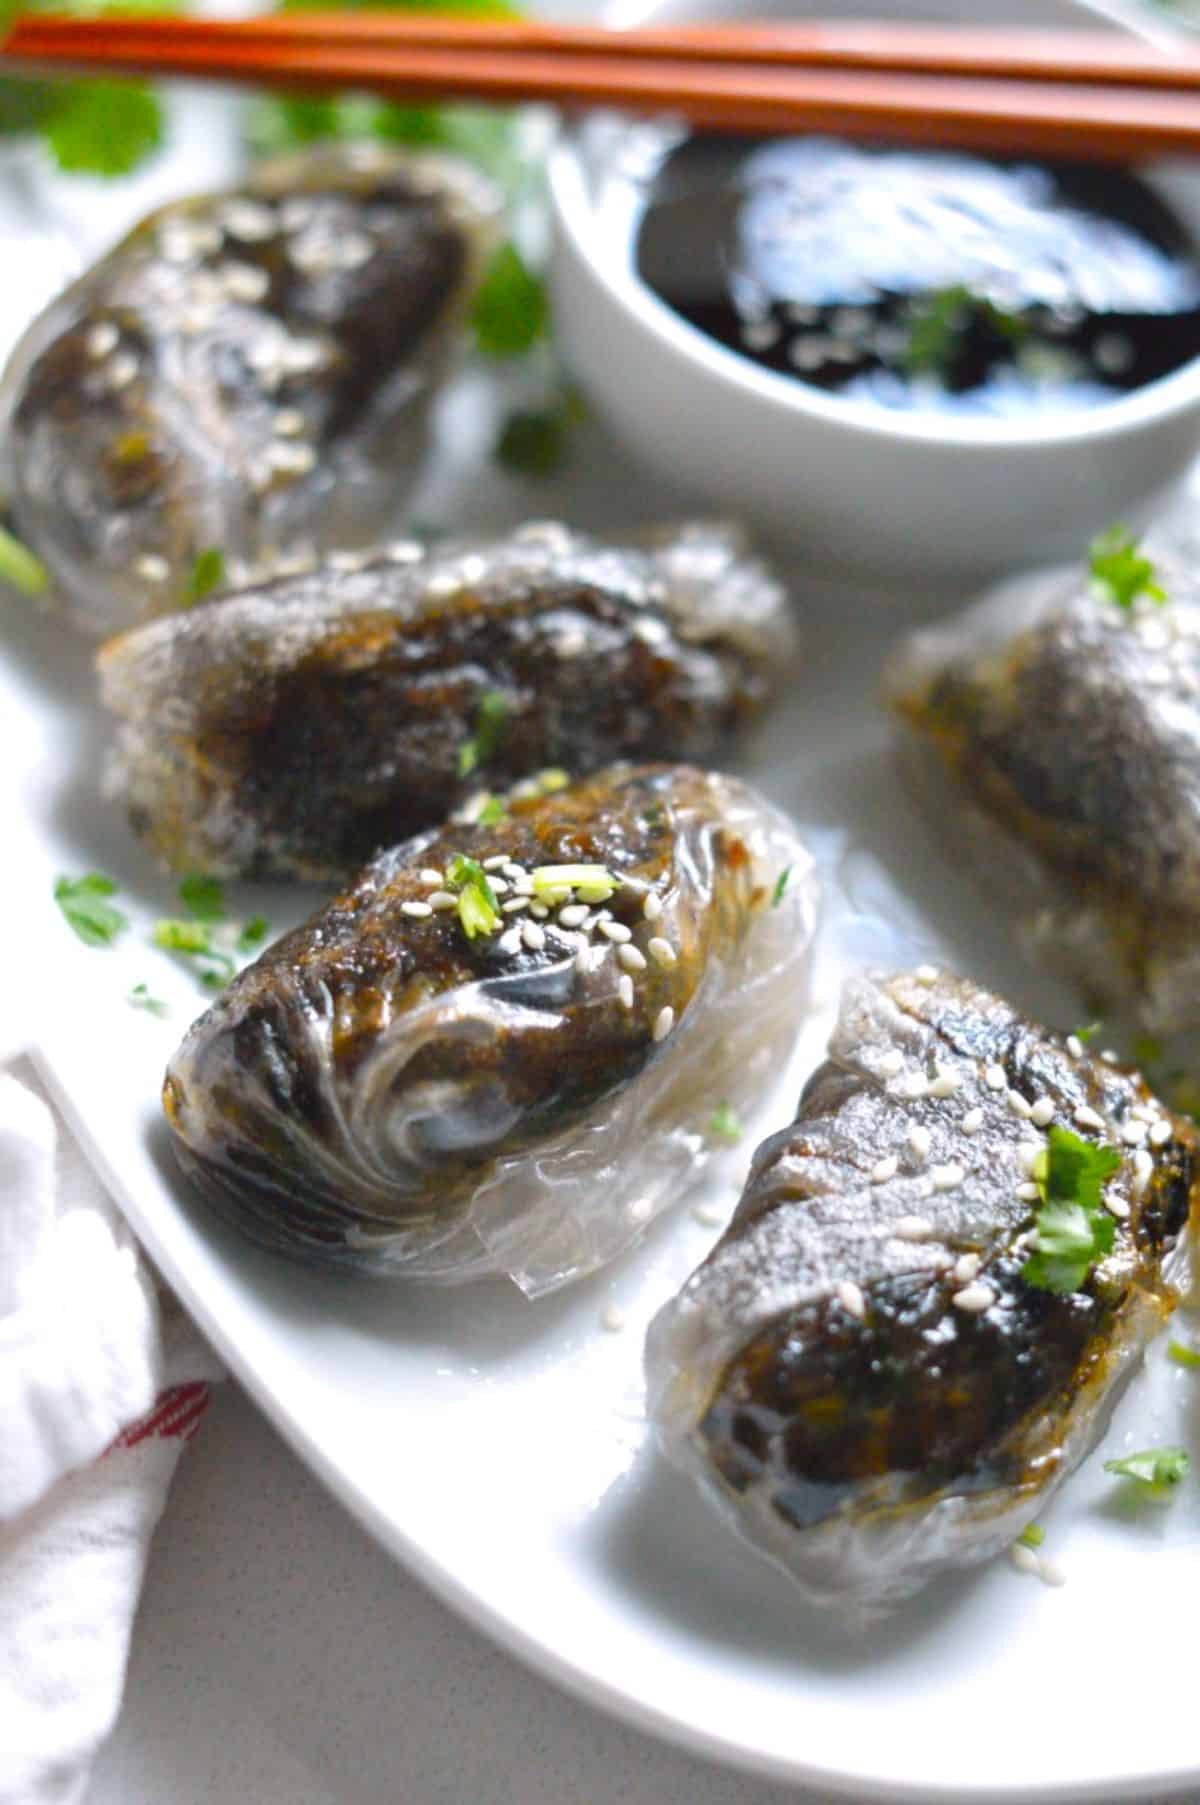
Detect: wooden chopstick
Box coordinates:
(7, 12, 1200, 160)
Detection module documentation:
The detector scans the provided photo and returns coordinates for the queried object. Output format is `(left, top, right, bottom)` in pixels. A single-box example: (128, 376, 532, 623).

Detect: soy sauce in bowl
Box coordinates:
(635, 137, 1200, 417)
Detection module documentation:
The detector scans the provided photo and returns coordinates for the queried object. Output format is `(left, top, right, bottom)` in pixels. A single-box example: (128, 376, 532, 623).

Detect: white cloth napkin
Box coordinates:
(0, 1062, 224, 1805)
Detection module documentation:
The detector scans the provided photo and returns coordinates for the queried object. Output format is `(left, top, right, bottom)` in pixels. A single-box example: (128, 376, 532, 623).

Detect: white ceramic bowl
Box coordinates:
(548, 0, 1200, 585)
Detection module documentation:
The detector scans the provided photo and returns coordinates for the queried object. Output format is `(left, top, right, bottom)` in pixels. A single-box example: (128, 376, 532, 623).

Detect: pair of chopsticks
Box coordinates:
(7, 12, 1200, 160)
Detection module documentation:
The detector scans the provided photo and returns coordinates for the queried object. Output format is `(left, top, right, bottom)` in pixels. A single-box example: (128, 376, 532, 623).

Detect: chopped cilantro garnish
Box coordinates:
(236, 915, 270, 953)
(1169, 1339, 1200, 1369)
(45, 79, 162, 176)
(495, 389, 585, 478)
(772, 866, 792, 908)
(706, 1102, 743, 1144)
(128, 982, 167, 1017)
(1021, 1126, 1121, 1294)
(458, 691, 510, 779)
(185, 546, 226, 608)
(54, 873, 128, 947)
(446, 854, 502, 940)
(903, 285, 1027, 380)
(0, 525, 48, 597)
(1087, 525, 1166, 612)
(1073, 1021, 1103, 1045)
(178, 872, 225, 920)
(1104, 1446, 1189, 1493)
(477, 796, 508, 827)
(152, 917, 236, 988)
(470, 242, 548, 359)
(1016, 1523, 1045, 1550)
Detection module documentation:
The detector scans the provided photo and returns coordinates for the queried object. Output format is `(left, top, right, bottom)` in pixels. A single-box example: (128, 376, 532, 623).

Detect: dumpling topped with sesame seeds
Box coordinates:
(0, 140, 501, 638)
(97, 517, 793, 882)
(886, 536, 1200, 1032)
(645, 968, 1199, 1613)
(161, 762, 818, 1295)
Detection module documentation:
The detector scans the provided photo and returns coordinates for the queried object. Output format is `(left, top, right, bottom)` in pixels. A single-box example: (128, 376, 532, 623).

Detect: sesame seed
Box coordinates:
(653, 1006, 676, 1043)
(837, 1280, 866, 1319)
(902, 1073, 929, 1101)
(1007, 1090, 1033, 1119)
(1101, 1049, 1119, 1065)
(1010, 1544, 1041, 1577)
(338, 231, 375, 271)
(984, 1064, 1007, 1091)
(134, 553, 170, 583)
(502, 897, 529, 914)
(741, 319, 781, 353)
(928, 1067, 962, 1099)
(574, 945, 591, 977)
(647, 937, 677, 967)
(273, 408, 307, 438)
(1105, 1194, 1130, 1220)
(953, 1252, 981, 1283)
(559, 904, 588, 928)
(618, 974, 635, 1009)
(1030, 1097, 1056, 1127)
(222, 262, 270, 304)
(1066, 1035, 1084, 1060)
(1074, 1104, 1106, 1132)
(692, 1202, 724, 1228)
(401, 899, 432, 918)
(419, 868, 443, 887)
(908, 1124, 931, 1161)
(498, 928, 522, 957)
(1120, 1118, 1148, 1146)
(871, 1155, 898, 1184)
(268, 440, 316, 476)
(1037, 1556, 1067, 1588)
(1017, 1181, 1040, 1201)
(628, 1196, 653, 1223)
(85, 320, 120, 360)
(642, 892, 663, 922)
(107, 353, 138, 391)
(601, 1302, 625, 1332)
(618, 944, 647, 973)
(521, 922, 545, 952)
(915, 965, 939, 984)
(932, 1162, 964, 1191)
(1018, 1142, 1042, 1175)
(879, 1049, 905, 1078)
(1132, 1149, 1154, 1195)
(222, 199, 276, 242)
(958, 1108, 983, 1138)
(952, 1281, 995, 1314)
(429, 891, 457, 911)
(894, 1215, 933, 1240)
(529, 903, 549, 920)
(1150, 1119, 1172, 1147)
(600, 920, 632, 943)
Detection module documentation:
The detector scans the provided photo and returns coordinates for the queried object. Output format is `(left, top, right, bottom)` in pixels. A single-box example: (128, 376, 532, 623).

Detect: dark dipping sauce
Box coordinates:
(634, 136, 1200, 416)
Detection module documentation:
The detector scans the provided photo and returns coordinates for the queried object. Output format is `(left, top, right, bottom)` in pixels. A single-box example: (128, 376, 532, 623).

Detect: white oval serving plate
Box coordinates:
(6, 6, 1200, 1799)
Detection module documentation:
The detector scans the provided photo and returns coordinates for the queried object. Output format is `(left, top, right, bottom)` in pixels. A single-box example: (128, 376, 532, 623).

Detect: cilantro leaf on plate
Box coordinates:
(54, 872, 128, 946)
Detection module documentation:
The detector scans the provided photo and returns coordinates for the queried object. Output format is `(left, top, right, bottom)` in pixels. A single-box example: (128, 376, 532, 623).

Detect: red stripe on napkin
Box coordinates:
(110, 1381, 211, 1450)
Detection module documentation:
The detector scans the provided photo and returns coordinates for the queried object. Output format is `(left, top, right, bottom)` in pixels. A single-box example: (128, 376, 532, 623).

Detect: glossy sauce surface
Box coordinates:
(635, 137, 1200, 415)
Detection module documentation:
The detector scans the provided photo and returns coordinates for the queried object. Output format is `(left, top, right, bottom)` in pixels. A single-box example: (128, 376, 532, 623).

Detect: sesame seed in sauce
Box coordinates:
(529, 902, 550, 920)
(222, 262, 270, 305)
(618, 944, 647, 973)
(502, 897, 529, 914)
(879, 1049, 905, 1078)
(268, 441, 317, 477)
(741, 319, 781, 353)
(984, 1064, 1007, 1091)
(692, 1202, 724, 1228)
(1074, 1104, 1106, 1132)
(1018, 1142, 1042, 1175)
(85, 320, 120, 360)
(1030, 1097, 1056, 1127)
(600, 920, 632, 944)
(915, 965, 938, 984)
(498, 927, 522, 957)
(1007, 1090, 1033, 1119)
(953, 1252, 981, 1283)
(429, 891, 457, 911)
(928, 1067, 962, 1099)
(1100, 1050, 1120, 1065)
(1121, 1118, 1148, 1146)
(273, 408, 307, 439)
(961, 1107, 984, 1136)
(837, 1280, 866, 1319)
(618, 974, 635, 1010)
(643, 892, 663, 922)
(521, 921, 545, 952)
(1105, 1194, 1130, 1220)
(1066, 1035, 1084, 1060)
(489, 877, 510, 896)
(559, 904, 588, 928)
(871, 1155, 898, 1184)
(1017, 1181, 1040, 1201)
(601, 1302, 625, 1332)
(1010, 1544, 1041, 1577)
(952, 1281, 996, 1314)
(903, 1074, 929, 1101)
(894, 1215, 933, 1240)
(134, 553, 170, 583)
(647, 937, 677, 968)
(908, 1124, 931, 1161)
(222, 199, 276, 243)
(419, 868, 443, 887)
(653, 1006, 676, 1043)
(482, 855, 508, 871)
(107, 353, 138, 391)
(1150, 1120, 1172, 1147)
(932, 1163, 964, 1191)
(1132, 1149, 1154, 1195)
(401, 900, 432, 919)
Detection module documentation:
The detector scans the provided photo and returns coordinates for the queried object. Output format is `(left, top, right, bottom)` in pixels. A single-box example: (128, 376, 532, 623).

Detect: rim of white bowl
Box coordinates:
(547, 0, 1200, 455)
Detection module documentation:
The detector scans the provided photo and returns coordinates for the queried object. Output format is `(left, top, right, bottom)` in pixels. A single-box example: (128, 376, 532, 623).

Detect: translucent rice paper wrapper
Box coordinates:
(643, 967, 1199, 1615)
(884, 543, 1200, 1034)
(162, 765, 820, 1297)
